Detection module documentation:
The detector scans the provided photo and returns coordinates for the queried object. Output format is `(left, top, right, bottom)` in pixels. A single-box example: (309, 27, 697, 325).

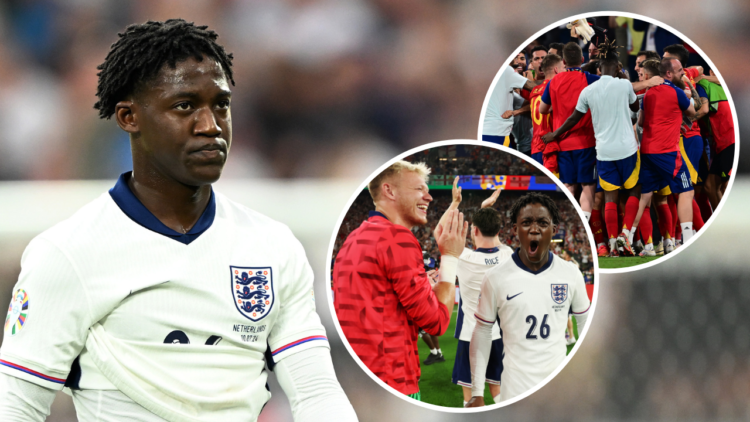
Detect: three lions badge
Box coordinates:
(231, 266, 275, 321)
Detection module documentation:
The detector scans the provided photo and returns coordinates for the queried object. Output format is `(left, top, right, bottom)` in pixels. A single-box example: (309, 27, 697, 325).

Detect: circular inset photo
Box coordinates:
(328, 141, 597, 410)
(479, 13, 739, 272)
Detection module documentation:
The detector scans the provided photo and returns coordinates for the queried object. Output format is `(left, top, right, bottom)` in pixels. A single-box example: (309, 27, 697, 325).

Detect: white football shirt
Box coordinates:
(483, 66, 530, 136)
(575, 75, 638, 161)
(475, 250, 590, 402)
(0, 172, 328, 422)
(454, 245, 513, 342)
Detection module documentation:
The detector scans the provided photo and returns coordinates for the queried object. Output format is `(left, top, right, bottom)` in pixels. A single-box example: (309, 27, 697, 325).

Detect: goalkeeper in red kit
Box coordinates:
(333, 161, 467, 400)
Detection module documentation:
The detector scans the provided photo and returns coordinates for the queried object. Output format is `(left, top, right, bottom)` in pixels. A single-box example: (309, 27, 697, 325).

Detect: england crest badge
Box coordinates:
(231, 266, 275, 321)
(551, 283, 568, 304)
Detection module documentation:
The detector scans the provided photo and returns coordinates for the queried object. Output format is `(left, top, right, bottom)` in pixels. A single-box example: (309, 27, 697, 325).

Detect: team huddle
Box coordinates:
(484, 34, 735, 259)
(333, 161, 590, 405)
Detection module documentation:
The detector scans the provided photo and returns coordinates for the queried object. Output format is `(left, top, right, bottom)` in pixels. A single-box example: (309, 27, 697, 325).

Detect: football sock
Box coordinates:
(590, 209, 605, 245)
(604, 202, 619, 245)
(681, 222, 694, 242)
(430, 348, 438, 355)
(622, 196, 639, 234)
(640, 207, 653, 245)
(583, 211, 591, 222)
(656, 204, 673, 241)
(464, 401, 468, 407)
(493, 393, 501, 403)
(692, 199, 704, 231)
(668, 195, 678, 240)
(696, 191, 713, 220)
(438, 348, 442, 355)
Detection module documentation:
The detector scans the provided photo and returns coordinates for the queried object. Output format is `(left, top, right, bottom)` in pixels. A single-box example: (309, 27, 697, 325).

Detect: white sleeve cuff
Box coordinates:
(439, 255, 458, 283)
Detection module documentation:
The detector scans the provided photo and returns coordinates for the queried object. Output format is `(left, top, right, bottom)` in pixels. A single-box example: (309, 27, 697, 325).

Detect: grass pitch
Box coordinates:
(416, 305, 578, 408)
(598, 255, 661, 269)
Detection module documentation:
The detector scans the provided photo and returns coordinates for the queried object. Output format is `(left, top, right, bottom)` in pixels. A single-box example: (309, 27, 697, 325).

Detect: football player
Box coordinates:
(0, 19, 357, 422)
(466, 193, 590, 405)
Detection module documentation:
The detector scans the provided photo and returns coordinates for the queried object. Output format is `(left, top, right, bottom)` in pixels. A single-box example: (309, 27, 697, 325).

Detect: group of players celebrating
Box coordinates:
(484, 35, 735, 258)
(333, 161, 590, 406)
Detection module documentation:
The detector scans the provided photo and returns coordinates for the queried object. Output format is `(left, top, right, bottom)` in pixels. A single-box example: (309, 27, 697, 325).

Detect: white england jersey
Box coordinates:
(454, 245, 513, 342)
(0, 172, 328, 422)
(483, 66, 530, 136)
(475, 250, 590, 402)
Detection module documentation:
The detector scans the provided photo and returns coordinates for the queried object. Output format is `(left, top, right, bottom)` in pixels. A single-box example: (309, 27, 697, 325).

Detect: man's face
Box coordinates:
(513, 53, 526, 68)
(667, 58, 685, 87)
(635, 54, 648, 71)
(393, 170, 432, 228)
(588, 43, 599, 59)
(530, 50, 547, 72)
(130, 57, 232, 186)
(638, 67, 646, 81)
(513, 203, 556, 264)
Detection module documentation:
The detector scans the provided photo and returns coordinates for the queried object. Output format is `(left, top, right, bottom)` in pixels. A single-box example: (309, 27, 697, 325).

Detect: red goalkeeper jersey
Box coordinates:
(333, 211, 450, 395)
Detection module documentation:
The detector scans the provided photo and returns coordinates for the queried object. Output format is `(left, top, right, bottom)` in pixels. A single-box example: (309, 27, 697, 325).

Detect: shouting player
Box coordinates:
(333, 161, 467, 401)
(466, 193, 590, 405)
(543, 39, 641, 257)
(0, 19, 357, 421)
(451, 187, 510, 406)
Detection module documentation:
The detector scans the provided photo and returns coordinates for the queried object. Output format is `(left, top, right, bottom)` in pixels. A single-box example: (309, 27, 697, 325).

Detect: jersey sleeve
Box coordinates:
(570, 267, 590, 315)
(675, 86, 690, 110)
(510, 69, 529, 90)
(575, 88, 590, 114)
(381, 230, 450, 336)
(474, 273, 498, 325)
(696, 84, 707, 99)
(628, 83, 638, 104)
(0, 237, 94, 390)
(541, 82, 552, 105)
(585, 72, 600, 85)
(268, 229, 329, 363)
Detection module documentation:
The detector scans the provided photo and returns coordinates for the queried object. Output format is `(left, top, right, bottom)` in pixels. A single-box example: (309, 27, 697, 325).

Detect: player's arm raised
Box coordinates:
(481, 188, 501, 209)
(434, 209, 469, 318)
(436, 176, 462, 230)
(631, 75, 664, 93)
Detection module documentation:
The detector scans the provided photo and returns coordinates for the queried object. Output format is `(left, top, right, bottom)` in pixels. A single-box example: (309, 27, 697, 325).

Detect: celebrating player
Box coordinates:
(333, 161, 467, 401)
(543, 39, 641, 257)
(637, 57, 697, 248)
(529, 53, 565, 174)
(451, 189, 510, 406)
(466, 193, 590, 405)
(0, 19, 357, 421)
(483, 64, 542, 148)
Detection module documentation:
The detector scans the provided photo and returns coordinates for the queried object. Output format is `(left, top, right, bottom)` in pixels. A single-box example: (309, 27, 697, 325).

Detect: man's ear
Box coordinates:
(115, 100, 139, 134)
(381, 182, 397, 201)
(511, 223, 517, 238)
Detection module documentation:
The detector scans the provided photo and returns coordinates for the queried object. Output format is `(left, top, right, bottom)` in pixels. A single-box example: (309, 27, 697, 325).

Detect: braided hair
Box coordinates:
(94, 19, 234, 119)
(597, 37, 619, 65)
(509, 192, 560, 226)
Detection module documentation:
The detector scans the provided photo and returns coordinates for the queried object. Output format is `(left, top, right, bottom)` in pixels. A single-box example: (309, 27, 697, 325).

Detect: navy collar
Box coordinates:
(108, 171, 216, 245)
(566, 67, 582, 72)
(369, 210, 388, 220)
(511, 248, 553, 275)
(475, 247, 500, 254)
(663, 79, 676, 88)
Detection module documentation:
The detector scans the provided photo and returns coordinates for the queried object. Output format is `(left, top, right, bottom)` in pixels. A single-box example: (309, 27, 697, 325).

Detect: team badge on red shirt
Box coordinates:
(231, 266, 275, 321)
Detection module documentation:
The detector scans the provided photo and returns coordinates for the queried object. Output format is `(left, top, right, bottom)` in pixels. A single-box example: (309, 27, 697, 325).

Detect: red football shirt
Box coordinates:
(333, 212, 450, 395)
(709, 101, 735, 153)
(641, 80, 691, 154)
(541, 68, 600, 151)
(682, 67, 702, 138)
(529, 79, 553, 155)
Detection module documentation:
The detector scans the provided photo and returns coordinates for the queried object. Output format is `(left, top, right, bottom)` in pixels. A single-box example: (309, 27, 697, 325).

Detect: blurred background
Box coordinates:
(0, 0, 747, 421)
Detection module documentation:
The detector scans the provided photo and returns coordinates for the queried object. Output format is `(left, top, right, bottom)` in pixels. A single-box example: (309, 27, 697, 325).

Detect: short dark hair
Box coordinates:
(510, 193, 560, 226)
(663, 44, 690, 67)
(540, 53, 563, 73)
(637, 50, 660, 61)
(562, 42, 583, 66)
(95, 19, 235, 119)
(641, 59, 661, 77)
(471, 207, 502, 237)
(549, 42, 564, 53)
(531, 45, 548, 55)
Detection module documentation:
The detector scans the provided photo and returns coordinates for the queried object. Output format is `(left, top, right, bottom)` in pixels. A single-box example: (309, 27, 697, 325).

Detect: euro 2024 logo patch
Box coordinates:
(551, 283, 568, 304)
(231, 266, 274, 322)
(5, 289, 29, 336)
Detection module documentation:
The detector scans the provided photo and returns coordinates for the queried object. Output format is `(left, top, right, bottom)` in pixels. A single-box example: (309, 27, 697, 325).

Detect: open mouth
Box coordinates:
(529, 240, 539, 255)
(417, 205, 428, 213)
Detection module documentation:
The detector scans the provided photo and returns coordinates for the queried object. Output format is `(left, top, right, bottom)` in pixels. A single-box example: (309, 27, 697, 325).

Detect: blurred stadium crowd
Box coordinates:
(331, 146, 594, 281)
